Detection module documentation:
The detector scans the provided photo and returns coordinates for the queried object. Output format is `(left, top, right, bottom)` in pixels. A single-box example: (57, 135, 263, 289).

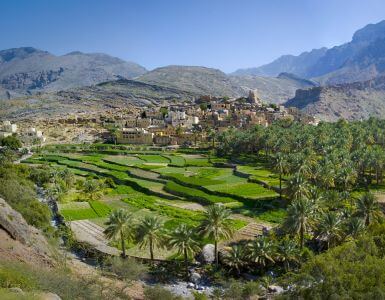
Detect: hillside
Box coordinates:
(233, 20, 385, 86)
(285, 76, 385, 121)
(0, 47, 147, 98)
(230, 72, 317, 104)
(232, 48, 328, 77)
(137, 65, 245, 97)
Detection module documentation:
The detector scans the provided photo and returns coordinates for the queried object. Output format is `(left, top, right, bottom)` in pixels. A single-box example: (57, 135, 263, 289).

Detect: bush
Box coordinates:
(144, 285, 181, 300)
(0, 136, 22, 150)
(103, 257, 148, 282)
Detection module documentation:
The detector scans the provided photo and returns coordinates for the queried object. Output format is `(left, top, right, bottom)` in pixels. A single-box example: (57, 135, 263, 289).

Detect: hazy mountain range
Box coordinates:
(2, 20, 385, 120)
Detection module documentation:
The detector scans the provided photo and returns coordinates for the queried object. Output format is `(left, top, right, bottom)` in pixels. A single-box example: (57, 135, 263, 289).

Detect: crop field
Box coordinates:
(24, 146, 286, 259)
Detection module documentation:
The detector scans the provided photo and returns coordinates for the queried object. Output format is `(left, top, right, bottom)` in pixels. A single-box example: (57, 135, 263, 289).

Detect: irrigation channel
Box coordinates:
(36, 186, 217, 298)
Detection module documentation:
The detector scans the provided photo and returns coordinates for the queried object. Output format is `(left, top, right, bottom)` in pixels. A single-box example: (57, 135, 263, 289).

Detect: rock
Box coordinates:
(9, 287, 24, 294)
(39, 292, 62, 300)
(0, 197, 55, 266)
(187, 282, 195, 289)
(198, 244, 215, 264)
(268, 285, 284, 294)
(190, 272, 201, 284)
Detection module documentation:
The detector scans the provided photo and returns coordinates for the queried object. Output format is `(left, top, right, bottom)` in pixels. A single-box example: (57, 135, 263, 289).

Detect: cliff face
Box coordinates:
(0, 197, 55, 267)
(285, 76, 385, 121)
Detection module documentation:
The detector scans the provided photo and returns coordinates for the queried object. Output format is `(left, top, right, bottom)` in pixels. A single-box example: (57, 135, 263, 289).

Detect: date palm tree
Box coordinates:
(168, 224, 200, 279)
(356, 192, 381, 226)
(136, 216, 164, 261)
(344, 217, 365, 239)
(223, 244, 247, 276)
(284, 197, 314, 249)
(276, 238, 300, 272)
(199, 205, 234, 267)
(316, 211, 342, 249)
(247, 237, 275, 269)
(104, 209, 133, 258)
(274, 153, 289, 199)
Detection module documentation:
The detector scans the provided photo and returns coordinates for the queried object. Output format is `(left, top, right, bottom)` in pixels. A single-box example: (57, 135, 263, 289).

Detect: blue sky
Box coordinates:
(1, 0, 385, 72)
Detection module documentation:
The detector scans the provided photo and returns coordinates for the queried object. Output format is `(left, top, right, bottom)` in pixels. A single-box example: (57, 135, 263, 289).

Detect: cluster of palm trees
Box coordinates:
(221, 191, 382, 276)
(104, 204, 233, 278)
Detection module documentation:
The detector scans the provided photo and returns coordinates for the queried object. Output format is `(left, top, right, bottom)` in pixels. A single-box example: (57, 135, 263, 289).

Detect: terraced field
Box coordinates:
(24, 147, 286, 259)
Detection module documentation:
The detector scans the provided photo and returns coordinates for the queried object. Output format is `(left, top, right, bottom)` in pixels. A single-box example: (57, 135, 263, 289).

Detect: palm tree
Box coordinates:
(223, 244, 247, 276)
(287, 174, 310, 201)
(83, 178, 102, 201)
(199, 205, 234, 267)
(276, 238, 300, 271)
(284, 197, 314, 249)
(136, 216, 164, 261)
(344, 217, 365, 239)
(168, 224, 200, 279)
(274, 153, 288, 199)
(356, 192, 381, 226)
(61, 168, 75, 188)
(247, 237, 275, 270)
(316, 211, 342, 249)
(104, 209, 133, 258)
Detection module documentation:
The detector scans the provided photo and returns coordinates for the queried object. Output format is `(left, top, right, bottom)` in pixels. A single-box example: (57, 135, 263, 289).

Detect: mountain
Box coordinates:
(137, 65, 244, 97)
(233, 20, 385, 86)
(232, 48, 328, 77)
(230, 72, 318, 104)
(0, 47, 147, 96)
(285, 76, 385, 121)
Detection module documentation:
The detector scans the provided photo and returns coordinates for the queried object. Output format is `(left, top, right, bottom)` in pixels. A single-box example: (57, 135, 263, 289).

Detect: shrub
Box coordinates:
(103, 257, 148, 282)
(144, 285, 181, 300)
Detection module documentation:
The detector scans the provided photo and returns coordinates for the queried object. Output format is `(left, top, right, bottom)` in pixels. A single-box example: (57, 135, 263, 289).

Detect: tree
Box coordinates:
(223, 244, 248, 276)
(199, 204, 234, 267)
(0, 135, 22, 150)
(168, 224, 200, 279)
(136, 216, 164, 261)
(344, 217, 365, 239)
(104, 209, 133, 258)
(284, 198, 314, 249)
(61, 168, 75, 188)
(316, 211, 342, 249)
(83, 178, 102, 200)
(274, 153, 289, 199)
(276, 238, 300, 271)
(247, 237, 275, 270)
(356, 192, 382, 226)
(287, 174, 310, 201)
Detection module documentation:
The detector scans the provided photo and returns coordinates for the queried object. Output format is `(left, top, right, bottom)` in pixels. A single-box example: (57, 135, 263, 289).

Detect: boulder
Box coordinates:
(268, 285, 284, 294)
(40, 292, 62, 300)
(9, 287, 24, 294)
(187, 282, 195, 289)
(198, 244, 215, 264)
(190, 272, 201, 284)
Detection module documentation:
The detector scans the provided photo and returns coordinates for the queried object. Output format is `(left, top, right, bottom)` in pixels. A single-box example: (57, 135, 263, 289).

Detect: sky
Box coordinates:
(1, 0, 385, 72)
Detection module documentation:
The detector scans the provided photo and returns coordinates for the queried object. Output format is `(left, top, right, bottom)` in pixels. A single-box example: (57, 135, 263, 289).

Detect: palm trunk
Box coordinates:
(214, 240, 218, 267)
(120, 231, 126, 258)
(150, 238, 154, 261)
(184, 247, 189, 280)
(279, 173, 282, 200)
(300, 225, 304, 249)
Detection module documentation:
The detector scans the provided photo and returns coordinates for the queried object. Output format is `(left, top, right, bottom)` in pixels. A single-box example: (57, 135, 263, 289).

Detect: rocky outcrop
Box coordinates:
(0, 197, 55, 267)
(285, 76, 385, 121)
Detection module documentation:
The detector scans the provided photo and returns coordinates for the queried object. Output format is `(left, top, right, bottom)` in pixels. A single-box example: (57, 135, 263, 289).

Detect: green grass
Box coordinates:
(59, 201, 111, 220)
(137, 155, 170, 164)
(165, 181, 239, 205)
(163, 154, 186, 166)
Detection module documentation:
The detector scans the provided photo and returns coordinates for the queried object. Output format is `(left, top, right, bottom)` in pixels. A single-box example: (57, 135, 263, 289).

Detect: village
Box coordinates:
(1, 90, 318, 147)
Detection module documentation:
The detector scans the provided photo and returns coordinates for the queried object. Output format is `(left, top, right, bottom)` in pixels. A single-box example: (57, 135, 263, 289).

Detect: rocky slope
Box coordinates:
(0, 197, 55, 267)
(233, 20, 385, 85)
(230, 72, 317, 104)
(0, 47, 147, 98)
(285, 76, 385, 121)
(232, 48, 327, 78)
(137, 65, 245, 97)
